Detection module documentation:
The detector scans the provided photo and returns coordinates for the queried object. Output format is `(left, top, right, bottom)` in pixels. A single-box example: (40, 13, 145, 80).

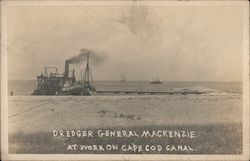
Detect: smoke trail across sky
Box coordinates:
(67, 48, 107, 66)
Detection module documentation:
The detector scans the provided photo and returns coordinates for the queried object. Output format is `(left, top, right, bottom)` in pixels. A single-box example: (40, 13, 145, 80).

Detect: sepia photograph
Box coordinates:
(1, 0, 249, 160)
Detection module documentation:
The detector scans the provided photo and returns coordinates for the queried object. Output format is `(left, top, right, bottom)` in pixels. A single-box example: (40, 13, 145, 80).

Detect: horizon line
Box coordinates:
(8, 79, 242, 83)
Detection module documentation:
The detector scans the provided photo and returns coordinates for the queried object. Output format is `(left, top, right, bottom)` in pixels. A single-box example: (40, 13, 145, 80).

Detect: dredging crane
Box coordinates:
(82, 53, 95, 93)
(32, 53, 95, 95)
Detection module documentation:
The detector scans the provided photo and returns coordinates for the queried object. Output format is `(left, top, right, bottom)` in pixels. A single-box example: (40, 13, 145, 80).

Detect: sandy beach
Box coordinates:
(8, 93, 242, 154)
(9, 94, 242, 134)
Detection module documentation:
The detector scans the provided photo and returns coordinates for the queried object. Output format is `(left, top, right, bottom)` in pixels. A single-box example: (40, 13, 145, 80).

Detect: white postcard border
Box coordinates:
(1, 1, 249, 161)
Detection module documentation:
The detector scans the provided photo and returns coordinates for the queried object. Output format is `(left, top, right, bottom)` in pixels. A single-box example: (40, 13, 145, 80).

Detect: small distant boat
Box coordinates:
(150, 76, 163, 84)
(120, 74, 127, 83)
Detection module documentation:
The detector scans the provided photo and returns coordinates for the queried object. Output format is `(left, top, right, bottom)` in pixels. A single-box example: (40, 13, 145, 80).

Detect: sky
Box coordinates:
(7, 3, 244, 81)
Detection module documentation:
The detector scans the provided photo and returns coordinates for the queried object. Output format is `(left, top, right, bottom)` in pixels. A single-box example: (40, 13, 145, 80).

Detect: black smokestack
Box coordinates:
(66, 48, 107, 66)
(65, 60, 69, 78)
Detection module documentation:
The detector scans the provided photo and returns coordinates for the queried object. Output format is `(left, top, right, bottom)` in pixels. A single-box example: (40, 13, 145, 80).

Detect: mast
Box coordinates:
(83, 53, 95, 91)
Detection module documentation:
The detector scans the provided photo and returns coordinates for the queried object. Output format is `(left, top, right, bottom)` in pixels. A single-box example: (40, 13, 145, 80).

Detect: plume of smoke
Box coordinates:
(67, 48, 107, 66)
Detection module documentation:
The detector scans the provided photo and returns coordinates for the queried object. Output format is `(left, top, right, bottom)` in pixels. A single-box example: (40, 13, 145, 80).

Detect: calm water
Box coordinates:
(8, 80, 242, 96)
